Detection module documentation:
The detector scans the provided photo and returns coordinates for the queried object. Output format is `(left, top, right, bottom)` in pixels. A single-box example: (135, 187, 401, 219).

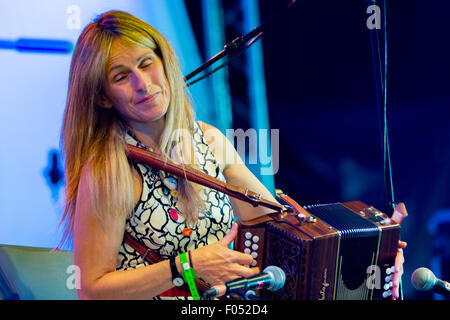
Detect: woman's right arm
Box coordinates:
(73, 165, 258, 299)
(73, 164, 179, 299)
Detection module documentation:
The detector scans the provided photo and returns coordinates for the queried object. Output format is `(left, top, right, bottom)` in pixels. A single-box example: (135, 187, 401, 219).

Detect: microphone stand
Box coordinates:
(184, 0, 298, 85)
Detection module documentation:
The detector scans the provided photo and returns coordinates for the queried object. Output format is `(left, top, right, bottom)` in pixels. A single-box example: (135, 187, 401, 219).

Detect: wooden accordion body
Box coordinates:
(235, 191, 401, 300)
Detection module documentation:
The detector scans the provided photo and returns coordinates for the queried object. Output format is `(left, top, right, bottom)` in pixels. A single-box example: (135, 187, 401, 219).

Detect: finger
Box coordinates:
(219, 222, 238, 246)
(391, 245, 405, 300)
(224, 265, 260, 282)
(394, 264, 404, 277)
(391, 269, 402, 300)
(398, 240, 407, 249)
(395, 249, 405, 267)
(392, 285, 399, 300)
(228, 249, 254, 266)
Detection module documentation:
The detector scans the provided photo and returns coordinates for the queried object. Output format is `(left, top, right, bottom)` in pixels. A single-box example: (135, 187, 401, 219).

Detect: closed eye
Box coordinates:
(114, 73, 128, 82)
(113, 58, 153, 83)
(140, 59, 153, 69)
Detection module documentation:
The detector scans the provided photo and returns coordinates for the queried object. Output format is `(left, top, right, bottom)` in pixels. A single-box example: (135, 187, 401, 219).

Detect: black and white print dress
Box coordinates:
(116, 121, 234, 286)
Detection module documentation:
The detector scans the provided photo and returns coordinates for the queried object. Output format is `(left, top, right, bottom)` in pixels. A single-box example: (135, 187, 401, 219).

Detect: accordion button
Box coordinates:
(252, 235, 260, 243)
(244, 248, 251, 254)
(244, 240, 252, 247)
(245, 232, 252, 239)
(251, 260, 258, 267)
(306, 216, 317, 223)
(252, 244, 259, 250)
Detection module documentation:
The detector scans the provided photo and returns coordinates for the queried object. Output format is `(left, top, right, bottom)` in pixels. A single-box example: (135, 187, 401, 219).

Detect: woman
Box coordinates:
(60, 10, 275, 300)
(60, 10, 406, 300)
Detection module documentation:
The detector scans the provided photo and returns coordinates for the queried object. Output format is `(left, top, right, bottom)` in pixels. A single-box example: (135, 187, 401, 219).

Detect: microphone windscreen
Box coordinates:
(263, 266, 286, 291)
(411, 267, 436, 291)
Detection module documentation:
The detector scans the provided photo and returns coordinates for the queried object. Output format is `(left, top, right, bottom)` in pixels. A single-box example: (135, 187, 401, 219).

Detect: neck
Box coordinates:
(128, 117, 165, 150)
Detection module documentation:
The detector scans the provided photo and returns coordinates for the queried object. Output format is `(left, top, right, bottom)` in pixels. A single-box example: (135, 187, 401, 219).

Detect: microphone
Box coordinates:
(411, 267, 450, 298)
(202, 266, 286, 300)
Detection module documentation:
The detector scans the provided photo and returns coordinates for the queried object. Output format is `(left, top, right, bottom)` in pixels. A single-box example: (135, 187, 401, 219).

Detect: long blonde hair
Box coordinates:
(59, 10, 203, 247)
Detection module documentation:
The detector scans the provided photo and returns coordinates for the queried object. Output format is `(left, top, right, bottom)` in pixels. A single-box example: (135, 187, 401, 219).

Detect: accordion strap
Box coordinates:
(123, 232, 212, 294)
(123, 144, 292, 297)
(125, 143, 285, 212)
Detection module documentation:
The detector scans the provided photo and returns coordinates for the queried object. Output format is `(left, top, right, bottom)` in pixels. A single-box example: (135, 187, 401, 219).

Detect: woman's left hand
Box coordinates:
(392, 240, 407, 300)
(390, 202, 408, 300)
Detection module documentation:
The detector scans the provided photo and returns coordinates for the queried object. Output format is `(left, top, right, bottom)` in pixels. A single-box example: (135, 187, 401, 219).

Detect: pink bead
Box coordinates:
(169, 209, 178, 221)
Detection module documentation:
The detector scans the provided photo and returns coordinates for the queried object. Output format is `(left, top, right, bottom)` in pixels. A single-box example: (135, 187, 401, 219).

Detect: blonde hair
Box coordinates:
(59, 10, 203, 247)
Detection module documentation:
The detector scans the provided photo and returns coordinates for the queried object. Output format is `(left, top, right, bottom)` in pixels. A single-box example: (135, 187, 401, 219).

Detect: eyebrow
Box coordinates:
(109, 53, 153, 74)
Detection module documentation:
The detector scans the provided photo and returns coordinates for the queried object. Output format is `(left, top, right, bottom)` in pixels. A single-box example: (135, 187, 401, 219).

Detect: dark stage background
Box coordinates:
(186, 0, 450, 300)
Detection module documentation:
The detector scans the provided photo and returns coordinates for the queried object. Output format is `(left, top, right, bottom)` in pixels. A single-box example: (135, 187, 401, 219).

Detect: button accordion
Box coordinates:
(235, 190, 401, 300)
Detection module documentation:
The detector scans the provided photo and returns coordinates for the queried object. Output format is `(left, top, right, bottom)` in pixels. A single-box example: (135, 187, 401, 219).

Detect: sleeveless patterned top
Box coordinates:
(116, 121, 234, 271)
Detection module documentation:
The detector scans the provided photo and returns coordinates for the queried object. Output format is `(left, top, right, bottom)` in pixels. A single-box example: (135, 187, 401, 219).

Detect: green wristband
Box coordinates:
(179, 252, 199, 300)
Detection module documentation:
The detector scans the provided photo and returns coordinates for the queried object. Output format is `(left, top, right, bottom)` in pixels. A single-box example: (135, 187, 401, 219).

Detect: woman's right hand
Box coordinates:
(191, 222, 259, 286)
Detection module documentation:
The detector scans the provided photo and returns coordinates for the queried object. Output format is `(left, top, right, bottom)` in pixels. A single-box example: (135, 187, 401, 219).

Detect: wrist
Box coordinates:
(174, 251, 196, 275)
(188, 249, 203, 279)
(175, 255, 183, 274)
(188, 250, 194, 270)
(170, 255, 184, 287)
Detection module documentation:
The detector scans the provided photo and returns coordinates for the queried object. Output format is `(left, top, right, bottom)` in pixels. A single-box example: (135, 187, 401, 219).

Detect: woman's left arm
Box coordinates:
(199, 121, 280, 222)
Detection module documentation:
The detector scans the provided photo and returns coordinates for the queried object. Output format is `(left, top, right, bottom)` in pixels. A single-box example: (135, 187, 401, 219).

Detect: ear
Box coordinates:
(98, 95, 113, 109)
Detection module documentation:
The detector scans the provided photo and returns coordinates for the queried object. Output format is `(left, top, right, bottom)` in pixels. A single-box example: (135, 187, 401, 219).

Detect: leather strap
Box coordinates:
(123, 233, 212, 294)
(123, 143, 290, 297)
(123, 233, 163, 264)
(125, 143, 287, 213)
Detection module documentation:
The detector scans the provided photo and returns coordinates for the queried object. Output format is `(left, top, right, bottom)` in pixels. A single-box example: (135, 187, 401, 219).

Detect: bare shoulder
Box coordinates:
(197, 121, 222, 139)
(196, 121, 226, 158)
(197, 121, 243, 171)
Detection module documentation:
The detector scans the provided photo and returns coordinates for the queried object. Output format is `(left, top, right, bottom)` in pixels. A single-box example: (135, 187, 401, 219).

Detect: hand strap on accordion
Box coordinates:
(125, 144, 286, 213)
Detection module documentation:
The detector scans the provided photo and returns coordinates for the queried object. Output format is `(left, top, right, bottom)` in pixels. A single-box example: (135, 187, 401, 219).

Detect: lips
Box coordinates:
(136, 91, 160, 104)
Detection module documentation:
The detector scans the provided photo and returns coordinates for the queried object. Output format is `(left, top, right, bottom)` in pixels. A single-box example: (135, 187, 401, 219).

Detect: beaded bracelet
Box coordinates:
(179, 252, 199, 300)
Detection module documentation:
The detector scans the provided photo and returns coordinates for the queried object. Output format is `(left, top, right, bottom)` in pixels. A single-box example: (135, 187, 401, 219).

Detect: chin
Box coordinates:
(142, 107, 168, 125)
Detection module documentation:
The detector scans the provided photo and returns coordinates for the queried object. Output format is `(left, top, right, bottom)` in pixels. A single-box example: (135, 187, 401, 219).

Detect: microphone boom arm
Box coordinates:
(184, 1, 298, 84)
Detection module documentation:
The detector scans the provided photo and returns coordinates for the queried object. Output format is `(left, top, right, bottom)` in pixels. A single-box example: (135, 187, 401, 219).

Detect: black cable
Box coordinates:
(381, 0, 395, 216)
(368, 0, 402, 300)
(368, 0, 395, 216)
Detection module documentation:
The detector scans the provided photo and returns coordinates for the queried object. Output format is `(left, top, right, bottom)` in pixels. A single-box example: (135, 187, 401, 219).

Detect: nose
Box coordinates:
(133, 69, 151, 94)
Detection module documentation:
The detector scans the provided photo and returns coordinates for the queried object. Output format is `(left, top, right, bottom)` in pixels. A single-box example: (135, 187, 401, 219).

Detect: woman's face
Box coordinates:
(103, 40, 170, 133)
